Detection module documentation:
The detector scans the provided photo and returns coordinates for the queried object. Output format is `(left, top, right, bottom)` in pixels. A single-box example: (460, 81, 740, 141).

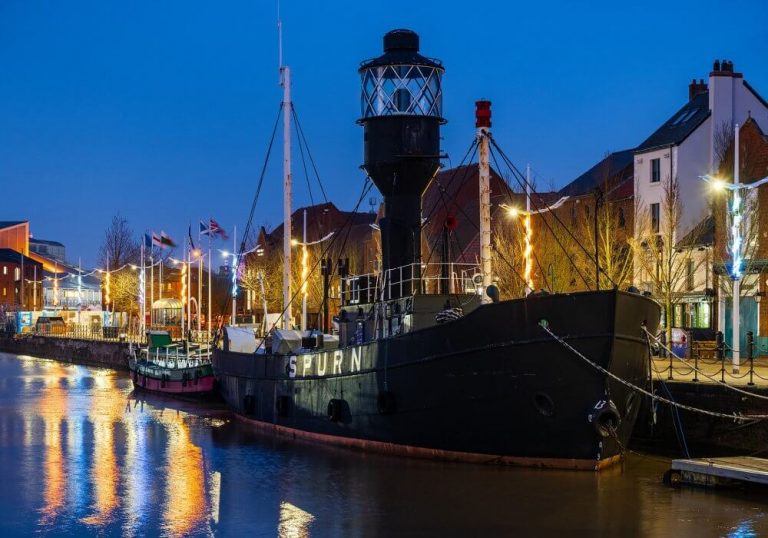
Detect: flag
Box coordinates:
(200, 220, 210, 236)
(188, 224, 196, 251)
(209, 218, 229, 239)
(159, 231, 177, 248)
(144, 233, 153, 248)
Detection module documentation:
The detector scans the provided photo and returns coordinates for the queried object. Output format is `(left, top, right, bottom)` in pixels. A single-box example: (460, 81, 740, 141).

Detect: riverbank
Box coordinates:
(0, 334, 129, 370)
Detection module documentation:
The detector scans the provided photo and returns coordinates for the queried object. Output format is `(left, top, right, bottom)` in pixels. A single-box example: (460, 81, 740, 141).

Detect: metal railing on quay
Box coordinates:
(652, 330, 768, 386)
(27, 325, 148, 344)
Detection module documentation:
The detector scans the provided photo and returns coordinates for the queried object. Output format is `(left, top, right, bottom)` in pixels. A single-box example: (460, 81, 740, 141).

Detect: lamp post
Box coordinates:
(291, 225, 334, 332)
(702, 123, 768, 373)
(499, 195, 569, 294)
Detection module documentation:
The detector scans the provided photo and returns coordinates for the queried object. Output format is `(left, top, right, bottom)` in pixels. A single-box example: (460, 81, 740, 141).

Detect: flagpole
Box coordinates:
(140, 242, 146, 335)
(180, 241, 185, 340)
(149, 240, 154, 328)
(187, 238, 192, 339)
(197, 223, 202, 332)
(159, 249, 163, 300)
(231, 225, 237, 325)
(207, 218, 212, 343)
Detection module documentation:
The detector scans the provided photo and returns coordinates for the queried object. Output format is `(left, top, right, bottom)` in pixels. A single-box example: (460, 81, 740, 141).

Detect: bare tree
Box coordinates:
(631, 176, 705, 343)
(578, 194, 634, 291)
(713, 120, 735, 170)
(98, 214, 140, 269)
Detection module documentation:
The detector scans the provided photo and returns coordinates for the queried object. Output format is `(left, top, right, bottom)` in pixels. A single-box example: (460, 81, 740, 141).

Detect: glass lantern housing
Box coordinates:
(361, 64, 443, 119)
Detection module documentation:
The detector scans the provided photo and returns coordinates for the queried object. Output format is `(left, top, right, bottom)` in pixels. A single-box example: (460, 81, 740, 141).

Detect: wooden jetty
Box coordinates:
(665, 456, 768, 488)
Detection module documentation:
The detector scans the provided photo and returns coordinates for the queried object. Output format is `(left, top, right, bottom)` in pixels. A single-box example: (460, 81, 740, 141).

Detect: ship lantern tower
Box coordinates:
(359, 29, 444, 298)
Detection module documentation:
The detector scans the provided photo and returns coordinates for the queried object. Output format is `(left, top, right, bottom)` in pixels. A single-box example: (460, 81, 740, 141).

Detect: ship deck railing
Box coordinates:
(141, 341, 212, 367)
(346, 262, 480, 303)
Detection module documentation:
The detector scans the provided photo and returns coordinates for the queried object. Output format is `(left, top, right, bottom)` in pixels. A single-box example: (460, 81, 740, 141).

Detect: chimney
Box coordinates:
(688, 78, 708, 101)
(713, 59, 721, 72)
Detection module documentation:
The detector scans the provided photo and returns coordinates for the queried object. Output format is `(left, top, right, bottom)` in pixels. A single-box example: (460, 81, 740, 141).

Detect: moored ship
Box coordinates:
(212, 29, 660, 470)
(130, 330, 215, 395)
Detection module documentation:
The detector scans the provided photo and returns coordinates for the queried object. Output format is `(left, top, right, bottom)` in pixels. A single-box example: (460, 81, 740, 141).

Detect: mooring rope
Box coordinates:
(642, 327, 768, 402)
(538, 322, 768, 422)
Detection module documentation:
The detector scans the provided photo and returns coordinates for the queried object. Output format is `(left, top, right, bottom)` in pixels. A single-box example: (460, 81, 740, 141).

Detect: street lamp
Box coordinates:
(500, 195, 568, 294)
(701, 123, 768, 373)
(292, 227, 335, 331)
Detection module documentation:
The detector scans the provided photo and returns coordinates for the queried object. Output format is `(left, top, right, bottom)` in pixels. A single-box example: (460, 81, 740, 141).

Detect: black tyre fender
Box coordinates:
(327, 399, 344, 422)
(587, 399, 621, 437)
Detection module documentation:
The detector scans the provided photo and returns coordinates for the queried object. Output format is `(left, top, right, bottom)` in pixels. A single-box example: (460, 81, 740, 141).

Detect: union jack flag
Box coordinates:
(200, 218, 228, 240)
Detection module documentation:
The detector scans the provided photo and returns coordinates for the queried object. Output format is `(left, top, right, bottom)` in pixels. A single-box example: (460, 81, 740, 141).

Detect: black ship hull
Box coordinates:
(213, 290, 659, 470)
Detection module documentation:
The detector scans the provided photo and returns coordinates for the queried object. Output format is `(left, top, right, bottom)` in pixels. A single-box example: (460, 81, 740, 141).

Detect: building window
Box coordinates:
(2, 266, 6, 275)
(570, 205, 577, 226)
(618, 207, 625, 228)
(2, 288, 5, 296)
(14, 268, 20, 281)
(650, 203, 660, 233)
(651, 158, 661, 183)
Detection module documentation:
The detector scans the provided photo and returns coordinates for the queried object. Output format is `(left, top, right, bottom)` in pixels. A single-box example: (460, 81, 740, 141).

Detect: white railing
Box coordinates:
(346, 263, 480, 303)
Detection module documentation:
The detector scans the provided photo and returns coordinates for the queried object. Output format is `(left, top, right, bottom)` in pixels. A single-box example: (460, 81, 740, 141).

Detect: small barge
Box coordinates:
(129, 331, 215, 395)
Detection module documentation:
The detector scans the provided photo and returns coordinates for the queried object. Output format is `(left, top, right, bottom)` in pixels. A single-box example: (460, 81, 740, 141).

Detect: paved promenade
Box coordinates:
(651, 355, 768, 387)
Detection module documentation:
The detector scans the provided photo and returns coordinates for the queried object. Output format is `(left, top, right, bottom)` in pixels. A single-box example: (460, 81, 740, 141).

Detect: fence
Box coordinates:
(653, 331, 768, 386)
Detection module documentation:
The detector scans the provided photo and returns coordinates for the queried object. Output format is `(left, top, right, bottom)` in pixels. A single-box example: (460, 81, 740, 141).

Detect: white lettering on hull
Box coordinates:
(351, 347, 361, 373)
(291, 346, 367, 378)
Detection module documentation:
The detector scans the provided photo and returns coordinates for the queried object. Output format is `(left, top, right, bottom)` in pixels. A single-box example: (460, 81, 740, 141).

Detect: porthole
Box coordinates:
(533, 392, 555, 417)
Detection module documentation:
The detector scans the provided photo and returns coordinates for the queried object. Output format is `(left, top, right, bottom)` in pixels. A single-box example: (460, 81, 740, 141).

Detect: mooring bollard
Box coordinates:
(747, 331, 755, 386)
(716, 331, 725, 382)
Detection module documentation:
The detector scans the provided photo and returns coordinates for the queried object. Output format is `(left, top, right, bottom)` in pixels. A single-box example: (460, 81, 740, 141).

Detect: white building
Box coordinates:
(634, 60, 768, 238)
(633, 60, 768, 332)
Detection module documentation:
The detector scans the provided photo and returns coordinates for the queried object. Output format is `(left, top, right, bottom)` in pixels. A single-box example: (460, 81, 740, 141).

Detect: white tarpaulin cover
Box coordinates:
(272, 329, 303, 355)
(225, 326, 259, 353)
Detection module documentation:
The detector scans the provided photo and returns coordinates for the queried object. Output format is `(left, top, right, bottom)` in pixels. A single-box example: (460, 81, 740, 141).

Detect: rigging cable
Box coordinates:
(490, 138, 619, 289)
(216, 103, 283, 321)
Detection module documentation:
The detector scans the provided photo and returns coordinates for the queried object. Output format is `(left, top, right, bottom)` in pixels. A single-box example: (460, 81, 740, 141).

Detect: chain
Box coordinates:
(539, 322, 768, 422)
(642, 327, 768, 402)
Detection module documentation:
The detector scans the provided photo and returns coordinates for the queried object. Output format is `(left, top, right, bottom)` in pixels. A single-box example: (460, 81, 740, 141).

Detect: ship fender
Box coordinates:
(587, 399, 621, 437)
(327, 399, 345, 422)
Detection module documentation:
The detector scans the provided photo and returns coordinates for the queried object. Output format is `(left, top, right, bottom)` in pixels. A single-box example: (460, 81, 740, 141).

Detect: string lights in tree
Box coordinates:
(523, 213, 534, 291)
(181, 261, 187, 306)
(105, 270, 111, 308)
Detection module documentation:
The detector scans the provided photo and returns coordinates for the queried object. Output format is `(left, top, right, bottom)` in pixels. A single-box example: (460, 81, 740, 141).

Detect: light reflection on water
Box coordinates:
(1, 352, 768, 537)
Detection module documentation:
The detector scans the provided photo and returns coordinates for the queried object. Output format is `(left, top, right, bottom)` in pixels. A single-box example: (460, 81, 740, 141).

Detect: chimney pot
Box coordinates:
(713, 59, 721, 71)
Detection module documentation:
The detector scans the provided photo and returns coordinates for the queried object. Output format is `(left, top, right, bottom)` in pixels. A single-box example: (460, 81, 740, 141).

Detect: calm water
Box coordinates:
(0, 353, 766, 537)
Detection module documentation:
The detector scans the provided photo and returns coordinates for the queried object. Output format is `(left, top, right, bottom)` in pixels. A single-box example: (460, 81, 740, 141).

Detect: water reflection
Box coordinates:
(80, 370, 121, 526)
(38, 364, 66, 525)
(157, 411, 209, 536)
(1, 352, 768, 537)
(278, 501, 314, 538)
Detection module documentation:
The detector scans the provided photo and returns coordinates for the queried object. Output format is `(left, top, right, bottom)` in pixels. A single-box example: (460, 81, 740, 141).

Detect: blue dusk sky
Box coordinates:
(1, 0, 766, 267)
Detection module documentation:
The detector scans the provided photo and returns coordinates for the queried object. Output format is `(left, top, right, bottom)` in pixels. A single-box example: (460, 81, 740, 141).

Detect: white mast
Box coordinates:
(280, 15, 292, 330)
(476, 100, 492, 304)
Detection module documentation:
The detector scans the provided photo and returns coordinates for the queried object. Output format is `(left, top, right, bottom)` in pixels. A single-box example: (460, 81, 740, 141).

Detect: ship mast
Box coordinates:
(279, 16, 292, 330)
(476, 100, 492, 304)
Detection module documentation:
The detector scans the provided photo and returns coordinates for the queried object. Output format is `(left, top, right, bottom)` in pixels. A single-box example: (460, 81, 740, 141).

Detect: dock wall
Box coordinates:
(0, 335, 129, 371)
(634, 381, 768, 455)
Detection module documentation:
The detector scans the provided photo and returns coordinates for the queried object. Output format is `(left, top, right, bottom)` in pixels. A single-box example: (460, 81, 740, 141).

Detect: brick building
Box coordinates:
(0, 248, 43, 310)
